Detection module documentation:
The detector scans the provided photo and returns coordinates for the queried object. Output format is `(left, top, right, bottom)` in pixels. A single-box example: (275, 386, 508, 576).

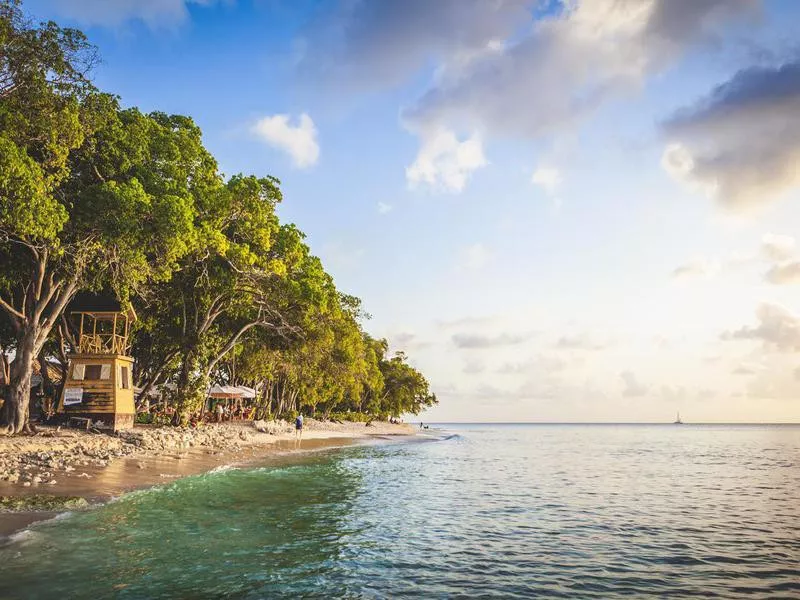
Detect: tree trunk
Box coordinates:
(135, 349, 179, 412)
(6, 329, 37, 434)
(173, 350, 209, 426)
(38, 347, 54, 419)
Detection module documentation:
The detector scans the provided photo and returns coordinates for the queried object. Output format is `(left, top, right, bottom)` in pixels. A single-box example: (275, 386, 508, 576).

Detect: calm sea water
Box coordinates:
(1, 424, 799, 598)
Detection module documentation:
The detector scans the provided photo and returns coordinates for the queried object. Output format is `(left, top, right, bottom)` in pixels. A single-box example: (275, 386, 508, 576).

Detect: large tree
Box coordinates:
(0, 3, 209, 432)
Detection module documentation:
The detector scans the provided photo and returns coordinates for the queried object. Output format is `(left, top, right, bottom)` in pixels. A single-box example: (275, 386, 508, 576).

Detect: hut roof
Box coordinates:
(68, 292, 136, 321)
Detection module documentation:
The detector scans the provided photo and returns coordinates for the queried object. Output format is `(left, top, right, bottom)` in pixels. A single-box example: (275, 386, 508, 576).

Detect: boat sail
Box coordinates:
(674, 411, 683, 424)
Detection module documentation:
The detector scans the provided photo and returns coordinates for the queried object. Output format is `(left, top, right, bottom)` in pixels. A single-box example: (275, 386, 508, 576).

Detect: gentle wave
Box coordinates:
(0, 425, 798, 598)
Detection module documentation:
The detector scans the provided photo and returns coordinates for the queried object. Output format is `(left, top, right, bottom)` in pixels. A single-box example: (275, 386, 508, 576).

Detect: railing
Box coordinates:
(78, 333, 129, 355)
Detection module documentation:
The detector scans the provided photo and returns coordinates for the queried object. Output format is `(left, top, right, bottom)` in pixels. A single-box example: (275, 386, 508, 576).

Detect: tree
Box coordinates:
(378, 351, 437, 417)
(132, 181, 315, 424)
(0, 4, 206, 431)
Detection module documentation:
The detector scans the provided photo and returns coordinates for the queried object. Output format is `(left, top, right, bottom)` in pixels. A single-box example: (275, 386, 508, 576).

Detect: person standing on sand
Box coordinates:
(295, 413, 303, 440)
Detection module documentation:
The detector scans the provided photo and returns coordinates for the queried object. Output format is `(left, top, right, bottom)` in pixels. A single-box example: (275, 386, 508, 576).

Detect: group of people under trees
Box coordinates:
(0, 0, 437, 434)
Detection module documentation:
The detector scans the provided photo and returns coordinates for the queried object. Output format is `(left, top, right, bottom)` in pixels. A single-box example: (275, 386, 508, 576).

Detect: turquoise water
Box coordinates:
(1, 424, 800, 598)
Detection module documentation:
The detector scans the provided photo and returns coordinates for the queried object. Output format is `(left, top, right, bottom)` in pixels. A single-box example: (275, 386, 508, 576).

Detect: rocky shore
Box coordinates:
(0, 419, 413, 500)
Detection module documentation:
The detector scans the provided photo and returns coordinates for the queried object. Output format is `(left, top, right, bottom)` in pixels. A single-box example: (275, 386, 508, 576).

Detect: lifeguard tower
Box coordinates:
(57, 293, 137, 430)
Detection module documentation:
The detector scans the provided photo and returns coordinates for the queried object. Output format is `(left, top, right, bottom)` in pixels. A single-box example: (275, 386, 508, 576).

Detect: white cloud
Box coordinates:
(377, 202, 393, 214)
(531, 165, 562, 195)
(31, 0, 217, 27)
(765, 262, 800, 285)
(723, 302, 800, 352)
(671, 258, 720, 280)
(732, 364, 761, 376)
(251, 113, 320, 168)
(761, 233, 796, 261)
(406, 128, 487, 192)
(460, 242, 491, 270)
(671, 234, 797, 283)
(555, 333, 608, 351)
(452, 331, 533, 349)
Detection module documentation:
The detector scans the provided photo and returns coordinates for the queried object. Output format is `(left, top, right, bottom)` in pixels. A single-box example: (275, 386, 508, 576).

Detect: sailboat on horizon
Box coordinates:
(674, 411, 683, 424)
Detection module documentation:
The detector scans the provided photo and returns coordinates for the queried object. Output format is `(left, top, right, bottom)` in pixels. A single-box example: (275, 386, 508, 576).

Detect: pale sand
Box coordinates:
(0, 420, 417, 539)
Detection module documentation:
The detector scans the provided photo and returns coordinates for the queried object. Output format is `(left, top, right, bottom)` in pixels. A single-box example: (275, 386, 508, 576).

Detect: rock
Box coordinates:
(22, 482, 31, 487)
(0, 495, 89, 511)
(48, 480, 57, 485)
(253, 420, 268, 433)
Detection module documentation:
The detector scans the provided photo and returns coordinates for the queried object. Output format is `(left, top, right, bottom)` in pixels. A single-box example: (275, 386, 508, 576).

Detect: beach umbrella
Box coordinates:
(207, 384, 244, 398)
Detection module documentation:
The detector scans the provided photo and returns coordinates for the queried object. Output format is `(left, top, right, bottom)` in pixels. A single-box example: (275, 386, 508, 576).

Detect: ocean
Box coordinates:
(1, 424, 799, 598)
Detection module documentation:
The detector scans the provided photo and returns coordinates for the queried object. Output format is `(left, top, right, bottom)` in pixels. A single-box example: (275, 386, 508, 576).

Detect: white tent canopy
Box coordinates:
(235, 386, 257, 399)
(207, 384, 244, 398)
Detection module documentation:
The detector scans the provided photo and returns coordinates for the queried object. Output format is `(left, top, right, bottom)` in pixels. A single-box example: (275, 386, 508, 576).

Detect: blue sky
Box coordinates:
(24, 0, 800, 422)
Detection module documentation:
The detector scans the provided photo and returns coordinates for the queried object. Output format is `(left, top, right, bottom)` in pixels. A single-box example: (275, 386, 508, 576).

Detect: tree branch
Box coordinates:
(0, 294, 25, 324)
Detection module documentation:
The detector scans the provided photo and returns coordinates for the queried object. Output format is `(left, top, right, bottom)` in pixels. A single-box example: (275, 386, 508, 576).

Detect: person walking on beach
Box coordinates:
(295, 413, 304, 440)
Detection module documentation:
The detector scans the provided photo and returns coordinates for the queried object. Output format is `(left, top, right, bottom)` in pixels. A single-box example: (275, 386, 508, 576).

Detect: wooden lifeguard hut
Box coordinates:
(57, 292, 137, 430)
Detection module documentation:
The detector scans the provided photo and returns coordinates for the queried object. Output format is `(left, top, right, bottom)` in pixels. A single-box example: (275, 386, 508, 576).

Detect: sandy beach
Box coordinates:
(0, 419, 416, 539)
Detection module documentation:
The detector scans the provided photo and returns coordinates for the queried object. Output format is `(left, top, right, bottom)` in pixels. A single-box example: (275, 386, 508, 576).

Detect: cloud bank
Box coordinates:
(301, 0, 758, 193)
(662, 59, 800, 211)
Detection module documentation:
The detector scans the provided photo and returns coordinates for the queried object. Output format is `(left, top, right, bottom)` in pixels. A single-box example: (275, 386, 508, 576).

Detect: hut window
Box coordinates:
(84, 365, 103, 380)
(119, 366, 130, 390)
(72, 363, 85, 380)
(100, 364, 111, 380)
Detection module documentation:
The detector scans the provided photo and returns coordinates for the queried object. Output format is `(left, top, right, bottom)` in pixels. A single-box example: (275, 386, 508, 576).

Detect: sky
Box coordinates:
(22, 0, 800, 422)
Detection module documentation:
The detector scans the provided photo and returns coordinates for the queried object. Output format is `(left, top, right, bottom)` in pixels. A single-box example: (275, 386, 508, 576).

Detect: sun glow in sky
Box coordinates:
(25, 0, 800, 422)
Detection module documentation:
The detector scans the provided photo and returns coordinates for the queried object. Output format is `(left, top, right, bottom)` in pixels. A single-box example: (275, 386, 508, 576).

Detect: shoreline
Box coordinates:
(1, 420, 417, 540)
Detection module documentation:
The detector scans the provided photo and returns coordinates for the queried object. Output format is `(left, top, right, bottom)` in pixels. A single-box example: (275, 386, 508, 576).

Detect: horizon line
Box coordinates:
(422, 421, 800, 426)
